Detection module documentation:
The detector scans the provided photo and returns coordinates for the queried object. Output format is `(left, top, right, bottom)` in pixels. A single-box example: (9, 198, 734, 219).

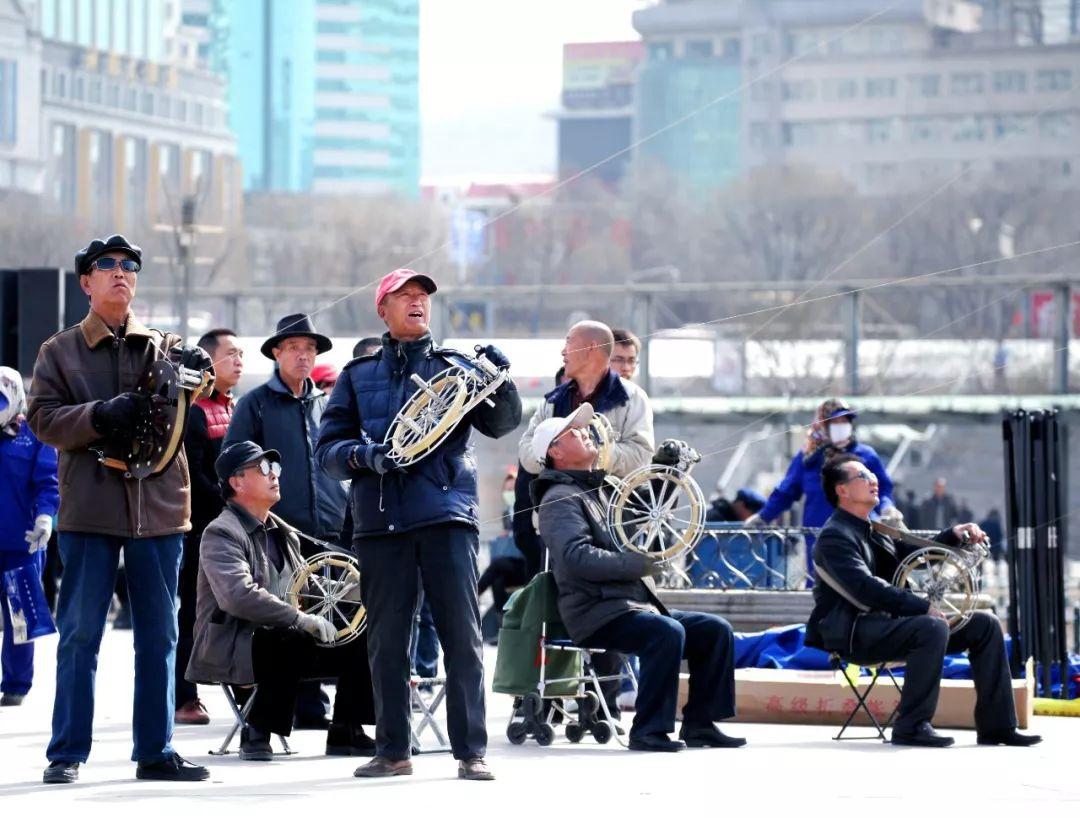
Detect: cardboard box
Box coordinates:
(678, 667, 1033, 729)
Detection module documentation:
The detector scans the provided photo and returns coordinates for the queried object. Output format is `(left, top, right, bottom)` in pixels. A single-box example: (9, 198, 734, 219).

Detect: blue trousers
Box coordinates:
(582, 609, 736, 742)
(410, 589, 440, 678)
(47, 532, 182, 764)
(357, 524, 486, 761)
(0, 549, 43, 696)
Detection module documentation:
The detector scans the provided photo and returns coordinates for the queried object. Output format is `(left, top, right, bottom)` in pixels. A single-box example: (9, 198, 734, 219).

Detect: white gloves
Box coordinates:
(743, 513, 764, 528)
(297, 612, 338, 644)
(25, 514, 52, 554)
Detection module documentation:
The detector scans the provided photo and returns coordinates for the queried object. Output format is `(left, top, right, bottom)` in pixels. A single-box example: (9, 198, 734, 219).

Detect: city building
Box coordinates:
(552, 41, 644, 187)
(0, 0, 240, 235)
(630, 0, 1080, 193)
(213, 0, 419, 196)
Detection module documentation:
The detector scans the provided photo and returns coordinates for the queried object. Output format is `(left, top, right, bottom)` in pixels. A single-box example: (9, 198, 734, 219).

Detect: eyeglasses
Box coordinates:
(241, 458, 281, 478)
(93, 257, 140, 273)
(844, 471, 878, 485)
(611, 355, 638, 367)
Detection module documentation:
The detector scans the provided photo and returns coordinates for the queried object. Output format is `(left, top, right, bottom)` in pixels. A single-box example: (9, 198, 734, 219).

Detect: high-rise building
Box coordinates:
(631, 0, 1080, 194)
(0, 0, 240, 234)
(213, 0, 419, 196)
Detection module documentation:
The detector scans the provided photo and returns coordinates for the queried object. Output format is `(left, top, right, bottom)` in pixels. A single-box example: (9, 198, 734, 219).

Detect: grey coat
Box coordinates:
(533, 469, 667, 643)
(186, 504, 304, 685)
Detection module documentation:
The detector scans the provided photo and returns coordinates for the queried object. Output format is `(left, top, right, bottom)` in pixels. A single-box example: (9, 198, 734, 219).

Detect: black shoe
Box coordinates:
(0, 692, 25, 706)
(135, 753, 210, 781)
(239, 726, 274, 761)
(326, 723, 376, 757)
(977, 729, 1043, 747)
(679, 721, 747, 748)
(43, 761, 79, 784)
(891, 722, 954, 748)
(112, 608, 132, 630)
(628, 733, 685, 752)
(293, 714, 331, 731)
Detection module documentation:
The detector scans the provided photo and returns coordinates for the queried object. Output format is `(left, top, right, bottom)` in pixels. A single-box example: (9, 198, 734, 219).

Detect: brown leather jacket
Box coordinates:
(27, 309, 192, 538)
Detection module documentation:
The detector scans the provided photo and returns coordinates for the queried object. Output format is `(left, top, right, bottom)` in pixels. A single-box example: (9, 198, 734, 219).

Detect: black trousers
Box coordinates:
(582, 609, 736, 742)
(175, 531, 201, 706)
(477, 556, 528, 615)
(357, 523, 486, 761)
(849, 610, 1016, 734)
(246, 627, 375, 736)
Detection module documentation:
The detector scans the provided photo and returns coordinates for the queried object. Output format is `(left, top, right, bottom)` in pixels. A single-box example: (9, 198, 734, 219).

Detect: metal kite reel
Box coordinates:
(892, 538, 991, 633)
(604, 439, 706, 565)
(285, 550, 366, 647)
(385, 347, 509, 467)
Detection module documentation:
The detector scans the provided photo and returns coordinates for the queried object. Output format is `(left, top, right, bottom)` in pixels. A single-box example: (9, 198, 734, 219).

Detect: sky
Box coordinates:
(419, 0, 648, 180)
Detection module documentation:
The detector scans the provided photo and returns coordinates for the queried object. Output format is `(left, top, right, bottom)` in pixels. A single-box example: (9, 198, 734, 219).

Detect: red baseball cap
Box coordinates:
(375, 268, 437, 308)
(311, 363, 339, 385)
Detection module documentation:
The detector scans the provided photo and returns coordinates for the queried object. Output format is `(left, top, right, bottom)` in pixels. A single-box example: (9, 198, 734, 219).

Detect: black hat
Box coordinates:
(215, 441, 281, 489)
(75, 234, 142, 278)
(260, 313, 333, 360)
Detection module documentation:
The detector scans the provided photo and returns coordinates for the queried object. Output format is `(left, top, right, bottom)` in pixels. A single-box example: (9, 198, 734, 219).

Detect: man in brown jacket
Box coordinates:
(28, 234, 214, 785)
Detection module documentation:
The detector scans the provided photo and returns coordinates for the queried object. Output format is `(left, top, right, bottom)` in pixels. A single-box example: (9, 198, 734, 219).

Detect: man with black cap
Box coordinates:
(225, 313, 349, 728)
(317, 268, 522, 781)
(28, 234, 214, 784)
(186, 442, 376, 759)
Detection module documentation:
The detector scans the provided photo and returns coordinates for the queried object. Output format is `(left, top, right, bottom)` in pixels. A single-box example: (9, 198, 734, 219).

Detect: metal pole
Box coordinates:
(845, 289, 861, 395)
(1054, 283, 1070, 394)
(640, 292, 653, 396)
(178, 196, 196, 341)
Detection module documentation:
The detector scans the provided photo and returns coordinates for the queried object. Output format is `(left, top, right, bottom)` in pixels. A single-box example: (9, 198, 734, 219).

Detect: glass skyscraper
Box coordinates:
(217, 0, 419, 196)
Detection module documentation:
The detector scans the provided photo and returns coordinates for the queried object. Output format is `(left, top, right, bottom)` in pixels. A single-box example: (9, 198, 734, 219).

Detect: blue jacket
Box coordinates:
(0, 420, 60, 551)
(225, 372, 347, 540)
(316, 333, 522, 539)
(760, 440, 895, 532)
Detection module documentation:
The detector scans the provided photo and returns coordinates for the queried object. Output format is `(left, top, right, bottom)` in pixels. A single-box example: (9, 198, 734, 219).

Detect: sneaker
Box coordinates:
(135, 753, 210, 781)
(1, 692, 25, 706)
(458, 757, 494, 781)
(43, 761, 79, 784)
(175, 699, 210, 725)
(239, 726, 274, 761)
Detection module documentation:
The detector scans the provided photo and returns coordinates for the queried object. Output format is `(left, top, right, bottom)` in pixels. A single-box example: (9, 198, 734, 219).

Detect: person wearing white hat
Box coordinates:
(530, 404, 745, 753)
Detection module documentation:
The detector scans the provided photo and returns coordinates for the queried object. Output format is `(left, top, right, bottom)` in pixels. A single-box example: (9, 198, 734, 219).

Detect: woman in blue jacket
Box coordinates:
(0, 367, 60, 706)
(751, 399, 895, 578)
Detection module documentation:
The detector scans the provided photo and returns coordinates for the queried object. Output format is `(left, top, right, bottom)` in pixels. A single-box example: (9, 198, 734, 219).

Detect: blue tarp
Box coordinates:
(733, 624, 1080, 697)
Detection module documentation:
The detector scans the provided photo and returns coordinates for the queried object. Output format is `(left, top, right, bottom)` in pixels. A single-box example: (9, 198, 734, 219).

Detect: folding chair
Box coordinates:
(409, 674, 451, 754)
(208, 683, 296, 756)
(830, 654, 903, 742)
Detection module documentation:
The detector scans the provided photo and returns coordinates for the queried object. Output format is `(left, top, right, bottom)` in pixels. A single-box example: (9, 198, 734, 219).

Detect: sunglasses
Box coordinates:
(241, 458, 281, 478)
(844, 471, 878, 485)
(93, 258, 141, 273)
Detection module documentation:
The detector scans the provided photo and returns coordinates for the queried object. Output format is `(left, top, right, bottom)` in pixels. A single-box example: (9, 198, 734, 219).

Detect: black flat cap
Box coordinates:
(215, 441, 281, 489)
(75, 235, 142, 278)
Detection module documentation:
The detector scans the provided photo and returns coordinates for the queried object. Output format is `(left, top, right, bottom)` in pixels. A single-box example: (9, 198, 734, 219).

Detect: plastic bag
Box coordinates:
(3, 558, 57, 644)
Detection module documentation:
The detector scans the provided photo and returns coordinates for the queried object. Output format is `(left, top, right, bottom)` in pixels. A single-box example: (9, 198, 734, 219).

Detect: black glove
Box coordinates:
(177, 344, 213, 373)
(479, 344, 510, 370)
(92, 392, 147, 438)
(348, 442, 403, 476)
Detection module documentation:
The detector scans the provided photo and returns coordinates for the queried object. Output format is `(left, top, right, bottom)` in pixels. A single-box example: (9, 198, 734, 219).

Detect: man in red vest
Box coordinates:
(175, 328, 244, 724)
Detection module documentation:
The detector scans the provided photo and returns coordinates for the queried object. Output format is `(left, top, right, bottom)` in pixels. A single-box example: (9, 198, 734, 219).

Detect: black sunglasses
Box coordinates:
(93, 258, 141, 273)
(239, 458, 281, 477)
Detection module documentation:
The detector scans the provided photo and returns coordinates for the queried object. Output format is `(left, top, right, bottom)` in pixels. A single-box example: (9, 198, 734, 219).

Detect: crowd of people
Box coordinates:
(0, 232, 1040, 789)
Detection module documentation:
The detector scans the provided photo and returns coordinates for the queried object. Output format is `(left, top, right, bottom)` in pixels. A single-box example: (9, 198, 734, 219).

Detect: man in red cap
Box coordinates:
(317, 269, 521, 781)
(311, 363, 339, 397)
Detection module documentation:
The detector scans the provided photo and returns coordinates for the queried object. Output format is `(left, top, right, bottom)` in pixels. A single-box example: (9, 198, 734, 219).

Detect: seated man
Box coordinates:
(186, 442, 376, 760)
(806, 454, 1041, 748)
(531, 404, 744, 752)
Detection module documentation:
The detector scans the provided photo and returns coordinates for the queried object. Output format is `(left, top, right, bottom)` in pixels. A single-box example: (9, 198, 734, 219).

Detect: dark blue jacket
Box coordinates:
(316, 333, 522, 539)
(0, 420, 59, 551)
(760, 440, 895, 531)
(225, 372, 346, 540)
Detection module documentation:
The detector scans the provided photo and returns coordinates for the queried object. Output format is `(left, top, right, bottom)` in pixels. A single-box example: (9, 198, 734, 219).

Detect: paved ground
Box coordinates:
(1, 629, 1077, 815)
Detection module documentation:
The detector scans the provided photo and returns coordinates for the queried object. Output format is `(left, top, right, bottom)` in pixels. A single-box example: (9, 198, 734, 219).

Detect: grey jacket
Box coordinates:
(186, 504, 304, 685)
(533, 469, 666, 643)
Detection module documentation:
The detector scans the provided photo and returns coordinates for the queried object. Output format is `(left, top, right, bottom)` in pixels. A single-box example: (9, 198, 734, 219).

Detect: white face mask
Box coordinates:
(828, 422, 853, 445)
(502, 490, 515, 507)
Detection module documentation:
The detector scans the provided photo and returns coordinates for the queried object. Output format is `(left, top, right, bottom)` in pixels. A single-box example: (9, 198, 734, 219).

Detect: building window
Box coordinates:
(750, 81, 772, 102)
(159, 95, 170, 118)
(89, 78, 102, 104)
(107, 83, 120, 107)
(907, 116, 946, 143)
(685, 40, 714, 59)
(952, 115, 987, 142)
(175, 99, 187, 122)
(994, 115, 1030, 140)
(125, 88, 137, 111)
(908, 74, 940, 97)
(648, 42, 673, 61)
(141, 91, 154, 115)
(73, 75, 85, 101)
(950, 72, 984, 95)
(822, 78, 857, 100)
(1039, 112, 1072, 139)
(750, 34, 771, 55)
(865, 77, 897, 98)
(866, 118, 897, 144)
(0, 59, 17, 145)
(781, 121, 817, 148)
(721, 38, 741, 59)
(993, 70, 1026, 93)
(193, 103, 204, 126)
(781, 79, 815, 100)
(749, 122, 770, 148)
(1035, 69, 1071, 92)
(53, 71, 67, 98)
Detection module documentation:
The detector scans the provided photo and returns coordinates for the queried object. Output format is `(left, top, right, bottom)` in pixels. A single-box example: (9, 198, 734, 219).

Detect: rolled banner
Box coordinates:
(2, 558, 57, 644)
